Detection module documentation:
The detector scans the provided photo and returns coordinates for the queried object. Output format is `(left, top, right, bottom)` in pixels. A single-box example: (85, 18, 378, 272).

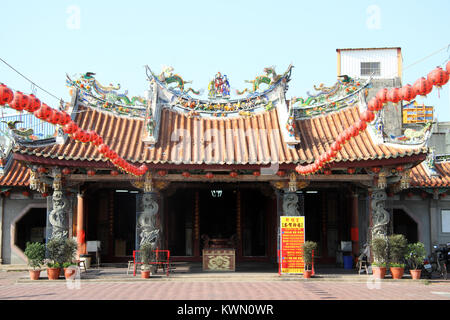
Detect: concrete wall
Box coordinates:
(340, 48, 400, 79)
(386, 194, 450, 255)
(1, 194, 46, 264)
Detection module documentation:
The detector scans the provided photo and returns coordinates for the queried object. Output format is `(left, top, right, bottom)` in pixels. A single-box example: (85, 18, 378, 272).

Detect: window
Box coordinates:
(442, 210, 450, 233)
(360, 62, 380, 76)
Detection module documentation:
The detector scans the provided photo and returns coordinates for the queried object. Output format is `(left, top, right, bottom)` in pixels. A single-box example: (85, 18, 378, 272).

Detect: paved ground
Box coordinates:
(0, 264, 449, 301)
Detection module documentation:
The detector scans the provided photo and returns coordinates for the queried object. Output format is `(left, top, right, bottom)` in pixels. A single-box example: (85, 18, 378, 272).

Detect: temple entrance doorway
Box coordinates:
(165, 183, 275, 262)
(393, 208, 418, 243)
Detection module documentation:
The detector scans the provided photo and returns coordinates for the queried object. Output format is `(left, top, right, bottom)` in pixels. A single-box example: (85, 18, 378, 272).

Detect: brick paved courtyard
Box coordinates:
(1, 270, 449, 301)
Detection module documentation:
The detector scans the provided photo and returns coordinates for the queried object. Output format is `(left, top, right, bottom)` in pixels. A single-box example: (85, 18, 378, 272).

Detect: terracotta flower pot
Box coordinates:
(64, 268, 77, 279)
(303, 270, 312, 279)
(372, 266, 387, 279)
(410, 269, 422, 280)
(29, 270, 41, 280)
(47, 268, 61, 280)
(390, 267, 404, 279)
(141, 270, 151, 279)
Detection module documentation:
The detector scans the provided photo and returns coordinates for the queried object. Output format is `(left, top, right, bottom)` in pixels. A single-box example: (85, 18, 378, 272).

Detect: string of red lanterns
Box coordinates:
(296, 61, 450, 176)
(0, 85, 148, 177)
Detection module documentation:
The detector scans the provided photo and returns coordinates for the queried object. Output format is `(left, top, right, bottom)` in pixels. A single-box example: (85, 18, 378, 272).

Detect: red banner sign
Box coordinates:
(280, 216, 305, 274)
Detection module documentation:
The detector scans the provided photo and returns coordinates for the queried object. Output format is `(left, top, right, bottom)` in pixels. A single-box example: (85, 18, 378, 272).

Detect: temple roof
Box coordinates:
(410, 161, 450, 188)
(11, 102, 427, 167)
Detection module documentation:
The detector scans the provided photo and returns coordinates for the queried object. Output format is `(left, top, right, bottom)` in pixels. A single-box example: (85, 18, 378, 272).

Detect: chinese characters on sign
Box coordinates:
(280, 216, 305, 274)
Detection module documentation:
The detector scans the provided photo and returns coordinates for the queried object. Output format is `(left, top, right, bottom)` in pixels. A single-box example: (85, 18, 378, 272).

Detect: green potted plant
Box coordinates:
(370, 236, 388, 279)
(24, 242, 46, 280)
(405, 242, 426, 280)
(302, 241, 318, 279)
(46, 238, 66, 280)
(62, 238, 78, 279)
(140, 242, 153, 279)
(388, 234, 408, 279)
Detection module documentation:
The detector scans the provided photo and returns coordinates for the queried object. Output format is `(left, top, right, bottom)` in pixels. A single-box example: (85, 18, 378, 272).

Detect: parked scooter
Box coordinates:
(422, 244, 449, 279)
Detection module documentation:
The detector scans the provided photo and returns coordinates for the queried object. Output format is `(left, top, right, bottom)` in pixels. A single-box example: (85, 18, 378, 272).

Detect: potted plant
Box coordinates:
(46, 238, 66, 280)
(62, 238, 78, 279)
(405, 242, 426, 280)
(140, 242, 153, 279)
(370, 237, 388, 279)
(302, 241, 318, 279)
(388, 234, 408, 279)
(24, 242, 46, 280)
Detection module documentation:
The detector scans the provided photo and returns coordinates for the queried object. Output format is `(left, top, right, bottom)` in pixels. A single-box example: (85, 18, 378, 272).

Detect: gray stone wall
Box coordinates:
(1, 196, 46, 264)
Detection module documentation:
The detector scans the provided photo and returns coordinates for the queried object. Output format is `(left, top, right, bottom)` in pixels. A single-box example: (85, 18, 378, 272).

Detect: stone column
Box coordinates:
(369, 187, 389, 241)
(136, 192, 160, 251)
(282, 192, 302, 216)
(47, 168, 69, 240)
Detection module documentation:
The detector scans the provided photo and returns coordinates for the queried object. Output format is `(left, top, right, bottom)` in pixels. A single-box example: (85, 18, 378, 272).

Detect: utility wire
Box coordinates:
(0, 56, 63, 102)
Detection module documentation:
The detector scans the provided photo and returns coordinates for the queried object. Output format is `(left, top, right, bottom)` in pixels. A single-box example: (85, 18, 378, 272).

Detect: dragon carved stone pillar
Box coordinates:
(370, 188, 390, 241)
(136, 192, 160, 255)
(47, 168, 70, 240)
(282, 192, 303, 216)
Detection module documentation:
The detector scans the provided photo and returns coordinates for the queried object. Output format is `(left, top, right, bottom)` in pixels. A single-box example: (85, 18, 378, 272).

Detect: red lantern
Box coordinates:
(87, 130, 98, 143)
(356, 120, 367, 132)
(87, 169, 96, 176)
(428, 67, 449, 88)
(400, 84, 416, 102)
(367, 97, 382, 112)
(441, 193, 447, 198)
(361, 110, 375, 123)
(41, 192, 49, 198)
(276, 170, 285, 177)
(22, 191, 30, 197)
(49, 110, 62, 125)
(375, 88, 388, 105)
(157, 170, 167, 177)
(413, 77, 433, 97)
(396, 165, 404, 172)
(110, 170, 119, 176)
(230, 171, 238, 178)
(98, 144, 110, 154)
(62, 167, 71, 175)
(25, 94, 41, 112)
(63, 121, 77, 134)
(9, 91, 30, 111)
(182, 171, 190, 178)
(407, 192, 413, 198)
(350, 125, 359, 137)
(387, 87, 401, 104)
(39, 104, 52, 120)
(371, 167, 381, 173)
(37, 166, 47, 173)
(421, 192, 428, 199)
(205, 172, 214, 179)
(93, 135, 103, 146)
(323, 168, 332, 175)
(59, 111, 71, 126)
(347, 167, 356, 174)
(253, 170, 261, 177)
(0, 84, 14, 105)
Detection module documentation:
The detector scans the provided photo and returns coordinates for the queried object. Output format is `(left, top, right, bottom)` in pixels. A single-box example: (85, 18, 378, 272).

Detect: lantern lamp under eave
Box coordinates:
(87, 169, 96, 177)
(205, 172, 214, 179)
(413, 77, 433, 97)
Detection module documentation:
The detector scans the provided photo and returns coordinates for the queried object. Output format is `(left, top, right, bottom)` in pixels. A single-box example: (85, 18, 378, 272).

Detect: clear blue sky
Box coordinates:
(1, 0, 449, 120)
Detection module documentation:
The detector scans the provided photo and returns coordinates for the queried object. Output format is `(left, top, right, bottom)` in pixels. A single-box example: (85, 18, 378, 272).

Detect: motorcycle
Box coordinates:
(422, 244, 449, 279)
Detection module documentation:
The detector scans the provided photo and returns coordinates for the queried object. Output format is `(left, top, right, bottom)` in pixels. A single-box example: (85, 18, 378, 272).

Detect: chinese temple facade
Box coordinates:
(1, 54, 448, 267)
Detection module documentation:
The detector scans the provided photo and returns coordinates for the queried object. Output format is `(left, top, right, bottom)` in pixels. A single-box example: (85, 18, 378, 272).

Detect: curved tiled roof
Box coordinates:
(0, 160, 30, 186)
(410, 161, 450, 188)
(13, 103, 427, 167)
